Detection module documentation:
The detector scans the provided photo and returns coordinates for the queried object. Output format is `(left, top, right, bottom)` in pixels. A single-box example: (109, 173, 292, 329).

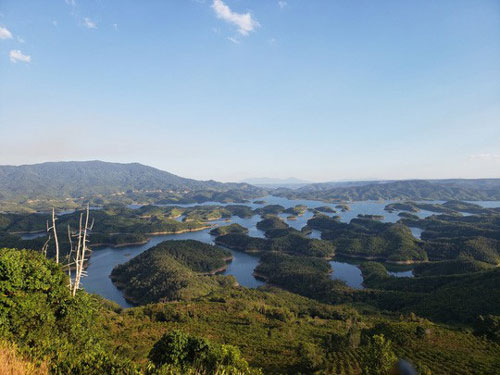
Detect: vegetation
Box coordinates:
(0, 161, 266, 212)
(2, 192, 500, 374)
(110, 240, 235, 305)
(314, 206, 336, 213)
(359, 262, 500, 324)
(0, 248, 137, 374)
(215, 233, 268, 253)
(215, 232, 335, 258)
(309, 215, 427, 262)
(256, 216, 288, 233)
(275, 179, 500, 202)
(148, 331, 261, 374)
(210, 224, 249, 236)
(0, 204, 228, 261)
(282, 205, 307, 216)
(0, 342, 48, 375)
(254, 205, 285, 216)
(413, 257, 494, 277)
(2, 248, 500, 374)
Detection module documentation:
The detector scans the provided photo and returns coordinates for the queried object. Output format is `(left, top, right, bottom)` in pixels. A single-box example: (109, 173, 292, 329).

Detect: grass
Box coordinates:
(0, 342, 48, 375)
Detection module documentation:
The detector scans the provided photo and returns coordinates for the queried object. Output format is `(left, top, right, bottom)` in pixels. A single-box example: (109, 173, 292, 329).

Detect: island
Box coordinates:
(110, 240, 235, 305)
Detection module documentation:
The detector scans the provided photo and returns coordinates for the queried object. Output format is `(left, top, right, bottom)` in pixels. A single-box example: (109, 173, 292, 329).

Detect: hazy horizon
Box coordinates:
(1, 158, 499, 184)
(1, 0, 499, 181)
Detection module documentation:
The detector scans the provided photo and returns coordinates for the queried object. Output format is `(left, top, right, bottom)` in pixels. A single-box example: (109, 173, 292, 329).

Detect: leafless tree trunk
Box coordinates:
(48, 208, 60, 263)
(66, 225, 73, 288)
(73, 205, 90, 296)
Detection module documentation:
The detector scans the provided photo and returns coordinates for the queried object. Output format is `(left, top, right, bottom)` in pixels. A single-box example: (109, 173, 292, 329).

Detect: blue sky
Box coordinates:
(0, 0, 499, 182)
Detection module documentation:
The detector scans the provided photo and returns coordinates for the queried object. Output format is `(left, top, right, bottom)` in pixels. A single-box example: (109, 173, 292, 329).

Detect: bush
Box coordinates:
(148, 331, 259, 374)
(0, 248, 137, 374)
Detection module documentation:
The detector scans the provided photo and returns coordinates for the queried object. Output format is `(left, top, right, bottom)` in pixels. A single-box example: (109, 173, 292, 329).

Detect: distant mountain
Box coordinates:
(0, 161, 264, 209)
(275, 179, 500, 201)
(297, 180, 393, 192)
(241, 177, 311, 189)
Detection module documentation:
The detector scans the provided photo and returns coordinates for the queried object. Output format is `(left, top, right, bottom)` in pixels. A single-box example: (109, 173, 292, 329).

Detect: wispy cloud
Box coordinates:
(469, 153, 500, 162)
(83, 17, 97, 29)
(65, 0, 76, 6)
(212, 0, 259, 36)
(16, 36, 25, 43)
(9, 49, 31, 63)
(113, 23, 118, 31)
(227, 36, 240, 44)
(52, 20, 58, 27)
(278, 1, 287, 9)
(0, 26, 13, 39)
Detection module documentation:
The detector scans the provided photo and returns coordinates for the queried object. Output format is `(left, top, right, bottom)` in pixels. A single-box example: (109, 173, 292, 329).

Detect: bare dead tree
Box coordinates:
(41, 233, 52, 258)
(47, 208, 60, 263)
(66, 224, 73, 287)
(72, 205, 90, 296)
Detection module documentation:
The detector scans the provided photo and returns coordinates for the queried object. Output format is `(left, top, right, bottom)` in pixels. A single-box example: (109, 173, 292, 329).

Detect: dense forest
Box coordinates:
(110, 240, 234, 305)
(1, 194, 500, 374)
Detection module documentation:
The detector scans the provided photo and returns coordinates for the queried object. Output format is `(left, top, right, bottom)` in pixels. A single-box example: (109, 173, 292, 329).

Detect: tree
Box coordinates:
(361, 334, 397, 375)
(148, 330, 258, 374)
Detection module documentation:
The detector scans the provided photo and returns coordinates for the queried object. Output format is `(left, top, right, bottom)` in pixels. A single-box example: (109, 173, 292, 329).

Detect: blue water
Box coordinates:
(388, 270, 414, 277)
(329, 260, 364, 289)
(82, 216, 263, 307)
(20, 232, 47, 240)
(82, 196, 499, 307)
(409, 227, 423, 239)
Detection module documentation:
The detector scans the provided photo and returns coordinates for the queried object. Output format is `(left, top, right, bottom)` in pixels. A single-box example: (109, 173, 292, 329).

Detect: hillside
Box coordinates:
(110, 240, 235, 305)
(0, 161, 265, 211)
(276, 179, 500, 201)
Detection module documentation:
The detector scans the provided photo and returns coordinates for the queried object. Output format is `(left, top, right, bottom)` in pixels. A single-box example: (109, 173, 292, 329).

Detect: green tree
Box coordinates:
(361, 334, 397, 375)
(148, 330, 259, 374)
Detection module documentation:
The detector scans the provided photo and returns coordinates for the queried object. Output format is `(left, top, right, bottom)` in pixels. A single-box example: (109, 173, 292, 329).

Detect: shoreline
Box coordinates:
(92, 226, 214, 249)
(335, 252, 427, 265)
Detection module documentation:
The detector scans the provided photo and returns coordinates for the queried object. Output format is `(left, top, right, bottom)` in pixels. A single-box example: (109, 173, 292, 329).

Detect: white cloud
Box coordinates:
(83, 17, 97, 29)
(9, 49, 31, 63)
(0, 26, 13, 39)
(278, 1, 287, 9)
(212, 0, 259, 36)
(52, 20, 58, 27)
(65, 0, 76, 6)
(469, 153, 500, 162)
(113, 23, 118, 31)
(227, 36, 240, 44)
(17, 36, 25, 43)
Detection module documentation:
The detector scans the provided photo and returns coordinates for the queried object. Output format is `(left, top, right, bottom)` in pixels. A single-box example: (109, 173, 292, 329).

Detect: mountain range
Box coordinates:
(0, 161, 263, 209)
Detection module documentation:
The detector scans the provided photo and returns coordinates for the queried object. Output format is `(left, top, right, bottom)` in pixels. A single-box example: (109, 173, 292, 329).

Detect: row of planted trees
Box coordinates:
(43, 205, 93, 296)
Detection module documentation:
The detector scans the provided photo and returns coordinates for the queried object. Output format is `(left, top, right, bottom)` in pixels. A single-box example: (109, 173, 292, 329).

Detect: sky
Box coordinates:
(0, 0, 499, 182)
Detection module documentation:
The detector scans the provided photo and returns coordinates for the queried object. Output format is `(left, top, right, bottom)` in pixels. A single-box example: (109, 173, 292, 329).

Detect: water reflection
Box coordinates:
(83, 195, 478, 307)
(329, 260, 364, 289)
(20, 232, 46, 240)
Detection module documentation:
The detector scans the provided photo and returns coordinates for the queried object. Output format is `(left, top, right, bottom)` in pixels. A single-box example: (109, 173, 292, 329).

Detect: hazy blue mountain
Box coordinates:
(241, 177, 311, 189)
(275, 179, 500, 201)
(0, 161, 261, 201)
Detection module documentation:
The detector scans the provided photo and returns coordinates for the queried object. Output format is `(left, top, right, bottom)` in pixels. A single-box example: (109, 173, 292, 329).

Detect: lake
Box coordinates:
(82, 196, 500, 307)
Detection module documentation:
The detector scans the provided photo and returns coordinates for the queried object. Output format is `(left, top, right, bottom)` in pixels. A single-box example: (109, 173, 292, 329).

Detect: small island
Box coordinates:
(210, 223, 249, 236)
(315, 206, 337, 213)
(110, 240, 235, 305)
(335, 204, 350, 212)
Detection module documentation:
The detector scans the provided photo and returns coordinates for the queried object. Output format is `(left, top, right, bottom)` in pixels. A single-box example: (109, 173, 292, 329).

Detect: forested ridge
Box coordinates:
(1, 198, 500, 374)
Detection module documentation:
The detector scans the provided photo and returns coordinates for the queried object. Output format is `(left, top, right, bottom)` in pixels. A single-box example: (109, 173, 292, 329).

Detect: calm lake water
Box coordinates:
(82, 196, 500, 307)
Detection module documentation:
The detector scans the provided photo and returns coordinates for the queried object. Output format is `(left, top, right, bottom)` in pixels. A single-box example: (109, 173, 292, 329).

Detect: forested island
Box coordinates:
(0, 164, 499, 375)
(110, 240, 235, 305)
